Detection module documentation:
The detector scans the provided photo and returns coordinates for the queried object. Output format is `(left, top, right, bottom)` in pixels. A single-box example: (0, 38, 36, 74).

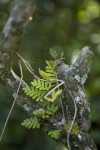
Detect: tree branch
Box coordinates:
(0, 0, 37, 71)
(73, 46, 94, 76)
(0, 0, 97, 149)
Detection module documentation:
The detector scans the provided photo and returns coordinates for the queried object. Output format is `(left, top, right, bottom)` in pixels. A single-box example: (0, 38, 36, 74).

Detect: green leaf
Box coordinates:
(66, 120, 79, 135)
(33, 109, 49, 119)
(39, 60, 56, 80)
(39, 68, 56, 80)
(42, 100, 50, 107)
(60, 52, 64, 58)
(33, 110, 39, 115)
(50, 48, 58, 59)
(46, 110, 53, 115)
(31, 79, 52, 91)
(45, 90, 62, 102)
(46, 104, 58, 115)
(23, 85, 46, 102)
(21, 117, 40, 129)
(48, 130, 60, 139)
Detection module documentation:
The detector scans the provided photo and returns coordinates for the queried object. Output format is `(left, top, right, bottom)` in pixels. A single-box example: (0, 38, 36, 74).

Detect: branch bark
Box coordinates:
(0, 0, 36, 71)
(0, 1, 97, 150)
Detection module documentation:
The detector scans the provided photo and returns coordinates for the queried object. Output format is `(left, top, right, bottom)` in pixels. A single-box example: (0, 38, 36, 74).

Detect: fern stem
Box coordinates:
(44, 81, 64, 99)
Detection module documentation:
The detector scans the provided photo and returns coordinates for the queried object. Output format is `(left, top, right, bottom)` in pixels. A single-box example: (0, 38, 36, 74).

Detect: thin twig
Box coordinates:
(11, 68, 27, 86)
(44, 81, 64, 99)
(0, 60, 23, 142)
(15, 52, 39, 79)
(15, 52, 64, 83)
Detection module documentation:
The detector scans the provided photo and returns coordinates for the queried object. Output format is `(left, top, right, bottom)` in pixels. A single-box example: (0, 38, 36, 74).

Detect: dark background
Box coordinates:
(0, 0, 100, 149)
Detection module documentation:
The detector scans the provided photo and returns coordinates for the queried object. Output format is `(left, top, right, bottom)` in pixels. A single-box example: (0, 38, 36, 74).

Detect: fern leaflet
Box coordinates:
(45, 90, 62, 102)
(23, 86, 46, 102)
(46, 104, 58, 115)
(50, 48, 58, 59)
(21, 117, 40, 129)
(33, 109, 49, 118)
(39, 60, 56, 80)
(66, 120, 79, 135)
(48, 130, 60, 139)
(31, 79, 53, 90)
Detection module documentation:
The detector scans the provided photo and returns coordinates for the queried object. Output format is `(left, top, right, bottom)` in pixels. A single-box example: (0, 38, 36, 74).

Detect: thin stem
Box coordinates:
(11, 68, 27, 86)
(44, 81, 64, 99)
(0, 60, 23, 142)
(15, 52, 64, 83)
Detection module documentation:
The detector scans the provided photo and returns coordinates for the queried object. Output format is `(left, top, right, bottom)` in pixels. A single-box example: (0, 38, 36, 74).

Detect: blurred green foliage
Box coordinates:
(0, 0, 100, 149)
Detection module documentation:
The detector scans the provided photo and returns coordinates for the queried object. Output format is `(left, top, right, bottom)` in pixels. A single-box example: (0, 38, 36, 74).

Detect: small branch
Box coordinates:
(73, 46, 94, 75)
(0, 0, 37, 71)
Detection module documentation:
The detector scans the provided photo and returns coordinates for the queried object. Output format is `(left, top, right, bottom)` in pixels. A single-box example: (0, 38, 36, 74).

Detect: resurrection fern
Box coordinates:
(21, 117, 40, 129)
(22, 59, 63, 137)
(46, 104, 58, 115)
(42, 100, 50, 107)
(50, 48, 64, 59)
(31, 79, 53, 90)
(66, 120, 79, 135)
(33, 109, 49, 118)
(33, 103, 58, 118)
(45, 90, 62, 102)
(50, 48, 58, 59)
(60, 52, 64, 58)
(45, 60, 55, 74)
(48, 130, 60, 139)
(23, 86, 46, 102)
(39, 60, 56, 80)
(23, 60, 62, 103)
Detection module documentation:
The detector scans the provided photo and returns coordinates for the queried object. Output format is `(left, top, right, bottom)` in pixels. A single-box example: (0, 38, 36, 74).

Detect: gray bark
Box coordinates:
(0, 0, 97, 150)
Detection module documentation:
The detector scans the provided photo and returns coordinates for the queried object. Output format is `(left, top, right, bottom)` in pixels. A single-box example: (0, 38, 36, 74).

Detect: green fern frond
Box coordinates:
(39, 69, 56, 80)
(48, 130, 60, 139)
(60, 52, 64, 58)
(31, 79, 52, 91)
(66, 121, 79, 135)
(50, 48, 58, 59)
(21, 117, 40, 129)
(23, 86, 32, 95)
(45, 60, 55, 76)
(33, 109, 49, 118)
(42, 100, 50, 107)
(46, 104, 58, 115)
(39, 60, 56, 80)
(45, 60, 55, 71)
(45, 90, 62, 102)
(23, 86, 46, 102)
